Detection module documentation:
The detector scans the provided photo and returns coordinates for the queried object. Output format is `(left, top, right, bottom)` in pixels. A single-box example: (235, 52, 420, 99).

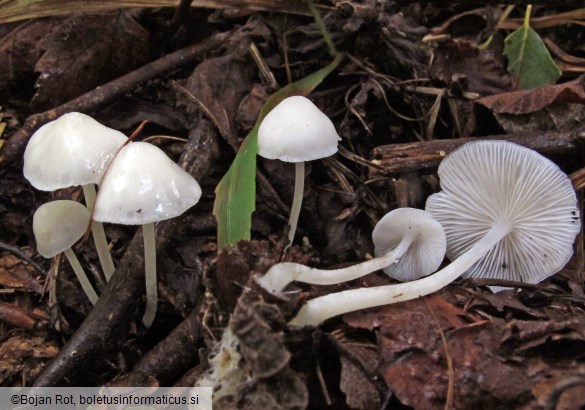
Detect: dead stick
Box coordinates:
(124, 300, 204, 385)
(397, 0, 584, 6)
(0, 30, 229, 168)
(372, 126, 585, 177)
(0, 301, 47, 330)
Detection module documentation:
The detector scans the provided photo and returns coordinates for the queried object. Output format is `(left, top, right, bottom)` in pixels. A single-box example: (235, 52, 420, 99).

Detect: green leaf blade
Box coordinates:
(213, 54, 344, 250)
(504, 25, 561, 90)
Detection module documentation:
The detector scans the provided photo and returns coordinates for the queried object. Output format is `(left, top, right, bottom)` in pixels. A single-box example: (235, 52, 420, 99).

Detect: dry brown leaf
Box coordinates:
(0, 254, 43, 293)
(429, 37, 512, 96)
(477, 76, 585, 114)
(0, 19, 55, 99)
(32, 12, 149, 109)
(0, 334, 59, 385)
(339, 346, 381, 410)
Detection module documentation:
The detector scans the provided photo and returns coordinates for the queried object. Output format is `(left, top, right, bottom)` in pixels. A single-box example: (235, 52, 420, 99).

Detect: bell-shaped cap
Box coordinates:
(257, 96, 340, 162)
(24, 112, 127, 191)
(93, 142, 202, 225)
(373, 208, 446, 281)
(33, 200, 91, 258)
(426, 140, 580, 285)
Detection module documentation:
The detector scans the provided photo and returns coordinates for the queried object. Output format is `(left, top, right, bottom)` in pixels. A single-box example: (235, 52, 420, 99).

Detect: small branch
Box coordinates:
(0, 301, 47, 330)
(0, 30, 229, 168)
(127, 300, 204, 385)
(398, 0, 585, 6)
(372, 126, 585, 176)
(0, 240, 47, 277)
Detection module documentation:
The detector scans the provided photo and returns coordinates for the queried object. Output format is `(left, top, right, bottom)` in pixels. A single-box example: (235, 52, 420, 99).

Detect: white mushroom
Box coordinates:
(257, 208, 446, 295)
(33, 200, 99, 305)
(93, 141, 202, 327)
(258, 96, 340, 248)
(24, 112, 127, 280)
(290, 140, 580, 327)
(426, 139, 581, 289)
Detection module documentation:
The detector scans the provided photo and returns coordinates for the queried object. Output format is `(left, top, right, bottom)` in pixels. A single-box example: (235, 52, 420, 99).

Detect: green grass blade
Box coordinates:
(214, 53, 344, 250)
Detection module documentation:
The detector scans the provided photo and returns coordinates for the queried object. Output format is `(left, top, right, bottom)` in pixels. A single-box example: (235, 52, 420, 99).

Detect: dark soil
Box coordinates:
(1, 1, 584, 409)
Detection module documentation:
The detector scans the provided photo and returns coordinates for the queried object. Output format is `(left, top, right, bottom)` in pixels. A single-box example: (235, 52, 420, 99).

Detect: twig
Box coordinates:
(0, 301, 48, 330)
(372, 126, 585, 175)
(0, 240, 47, 277)
(0, 30, 229, 168)
(307, 0, 337, 57)
(544, 374, 585, 410)
(123, 300, 204, 385)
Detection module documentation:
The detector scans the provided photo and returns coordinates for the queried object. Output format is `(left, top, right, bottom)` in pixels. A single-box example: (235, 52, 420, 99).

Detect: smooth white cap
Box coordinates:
(33, 200, 91, 258)
(257, 96, 340, 162)
(373, 208, 446, 281)
(426, 140, 580, 287)
(24, 112, 127, 191)
(93, 142, 202, 225)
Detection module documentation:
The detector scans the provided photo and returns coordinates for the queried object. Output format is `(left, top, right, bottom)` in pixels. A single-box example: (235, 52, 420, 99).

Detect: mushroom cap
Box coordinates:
(257, 96, 340, 162)
(426, 140, 580, 286)
(93, 141, 202, 225)
(373, 208, 446, 281)
(23, 112, 128, 191)
(33, 200, 91, 258)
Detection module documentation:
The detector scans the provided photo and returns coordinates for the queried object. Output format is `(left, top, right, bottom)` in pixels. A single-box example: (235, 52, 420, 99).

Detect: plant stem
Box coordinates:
(142, 222, 157, 327)
(82, 184, 115, 280)
(290, 222, 511, 327)
(286, 162, 305, 249)
(258, 235, 415, 294)
(523, 4, 532, 28)
(63, 248, 99, 305)
(307, 0, 337, 57)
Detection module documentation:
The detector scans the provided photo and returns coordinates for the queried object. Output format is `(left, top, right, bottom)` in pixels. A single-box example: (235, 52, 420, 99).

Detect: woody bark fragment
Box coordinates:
(372, 126, 585, 176)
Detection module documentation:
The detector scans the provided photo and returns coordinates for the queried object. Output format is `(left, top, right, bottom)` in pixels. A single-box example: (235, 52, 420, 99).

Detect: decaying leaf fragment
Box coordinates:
(32, 12, 149, 109)
(477, 76, 585, 114)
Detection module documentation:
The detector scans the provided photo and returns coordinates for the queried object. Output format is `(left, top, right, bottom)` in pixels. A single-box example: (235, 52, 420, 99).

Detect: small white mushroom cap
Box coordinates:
(373, 208, 446, 281)
(93, 142, 202, 225)
(33, 200, 91, 258)
(257, 96, 340, 162)
(426, 140, 580, 286)
(23, 112, 128, 191)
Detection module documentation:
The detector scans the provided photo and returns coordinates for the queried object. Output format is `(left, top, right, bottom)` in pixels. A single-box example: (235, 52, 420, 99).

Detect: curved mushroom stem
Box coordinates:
(258, 235, 415, 294)
(285, 161, 305, 250)
(142, 222, 157, 328)
(290, 221, 512, 327)
(63, 248, 99, 305)
(82, 184, 116, 280)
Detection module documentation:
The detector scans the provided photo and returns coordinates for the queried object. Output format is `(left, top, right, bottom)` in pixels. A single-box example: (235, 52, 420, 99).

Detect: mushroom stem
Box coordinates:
(258, 235, 415, 294)
(290, 221, 512, 327)
(142, 222, 157, 327)
(82, 184, 115, 280)
(63, 248, 99, 305)
(286, 161, 305, 248)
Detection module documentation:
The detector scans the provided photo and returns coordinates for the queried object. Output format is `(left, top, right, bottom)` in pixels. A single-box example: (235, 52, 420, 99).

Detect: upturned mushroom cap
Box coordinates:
(373, 208, 446, 281)
(23, 112, 127, 190)
(93, 142, 202, 225)
(257, 96, 340, 162)
(33, 200, 91, 258)
(426, 140, 580, 285)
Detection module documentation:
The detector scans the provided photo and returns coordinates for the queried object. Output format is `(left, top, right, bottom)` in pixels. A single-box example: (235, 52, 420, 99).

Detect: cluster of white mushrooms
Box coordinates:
(198, 96, 580, 398)
(24, 112, 202, 327)
(23, 99, 573, 398)
(254, 96, 581, 327)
